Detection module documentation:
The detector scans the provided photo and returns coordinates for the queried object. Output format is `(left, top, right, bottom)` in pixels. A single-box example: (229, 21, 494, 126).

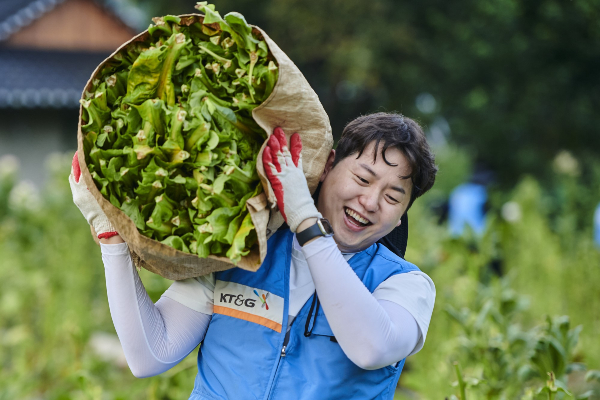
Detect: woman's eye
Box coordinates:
(387, 195, 399, 203)
(356, 175, 369, 184)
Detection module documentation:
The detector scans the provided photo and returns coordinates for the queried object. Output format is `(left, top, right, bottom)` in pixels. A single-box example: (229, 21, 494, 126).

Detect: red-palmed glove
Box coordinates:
(262, 127, 321, 233)
(69, 152, 118, 239)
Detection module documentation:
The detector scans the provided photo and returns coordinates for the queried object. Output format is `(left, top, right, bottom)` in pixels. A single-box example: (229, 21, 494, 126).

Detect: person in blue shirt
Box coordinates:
(448, 166, 494, 237)
(70, 112, 438, 399)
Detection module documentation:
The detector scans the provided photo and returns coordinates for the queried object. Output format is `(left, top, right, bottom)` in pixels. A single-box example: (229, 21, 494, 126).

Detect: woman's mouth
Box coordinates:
(343, 207, 372, 230)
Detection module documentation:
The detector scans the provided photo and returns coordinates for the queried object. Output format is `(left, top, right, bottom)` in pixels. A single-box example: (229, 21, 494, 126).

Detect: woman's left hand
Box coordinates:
(69, 151, 119, 240)
(262, 127, 321, 232)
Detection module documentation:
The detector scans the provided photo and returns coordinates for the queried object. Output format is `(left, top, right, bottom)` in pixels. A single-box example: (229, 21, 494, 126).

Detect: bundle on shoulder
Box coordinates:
(76, 2, 332, 279)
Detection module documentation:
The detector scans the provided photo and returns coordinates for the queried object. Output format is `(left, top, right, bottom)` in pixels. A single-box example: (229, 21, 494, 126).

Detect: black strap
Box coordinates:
(376, 213, 408, 259)
(304, 292, 320, 337)
(296, 222, 324, 246)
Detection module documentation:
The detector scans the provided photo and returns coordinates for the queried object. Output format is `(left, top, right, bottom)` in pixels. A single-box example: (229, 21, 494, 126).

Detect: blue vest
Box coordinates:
(190, 229, 420, 400)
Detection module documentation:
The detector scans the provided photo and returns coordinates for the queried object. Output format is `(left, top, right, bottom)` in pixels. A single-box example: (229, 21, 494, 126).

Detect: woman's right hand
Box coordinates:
(262, 127, 321, 233)
(69, 151, 120, 242)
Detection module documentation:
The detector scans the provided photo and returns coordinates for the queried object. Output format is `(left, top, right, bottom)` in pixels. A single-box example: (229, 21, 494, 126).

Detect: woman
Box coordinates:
(70, 112, 437, 399)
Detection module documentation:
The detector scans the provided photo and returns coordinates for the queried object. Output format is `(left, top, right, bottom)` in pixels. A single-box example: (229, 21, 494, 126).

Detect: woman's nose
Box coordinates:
(358, 189, 379, 212)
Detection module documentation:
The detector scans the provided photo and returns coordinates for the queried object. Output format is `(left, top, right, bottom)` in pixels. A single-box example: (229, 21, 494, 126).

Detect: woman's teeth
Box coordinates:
(345, 208, 369, 225)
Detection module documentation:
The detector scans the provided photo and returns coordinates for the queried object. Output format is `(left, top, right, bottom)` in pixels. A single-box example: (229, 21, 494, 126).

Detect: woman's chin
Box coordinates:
(333, 231, 367, 253)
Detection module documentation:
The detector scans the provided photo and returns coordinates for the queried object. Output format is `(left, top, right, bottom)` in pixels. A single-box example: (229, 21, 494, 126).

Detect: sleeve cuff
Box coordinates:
(100, 242, 130, 256)
(300, 235, 337, 258)
(162, 274, 215, 315)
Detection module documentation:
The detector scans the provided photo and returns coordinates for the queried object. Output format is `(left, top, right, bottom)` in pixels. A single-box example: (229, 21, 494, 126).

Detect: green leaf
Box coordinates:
(172, 208, 194, 236)
(163, 15, 181, 24)
(553, 379, 572, 396)
(212, 173, 229, 194)
(576, 390, 595, 400)
(80, 93, 111, 134)
(225, 212, 254, 264)
(96, 132, 108, 147)
(192, 187, 213, 213)
(205, 130, 220, 150)
(206, 206, 241, 243)
(176, 54, 199, 71)
(122, 47, 167, 105)
(224, 12, 258, 53)
(169, 105, 187, 148)
(566, 363, 587, 374)
(121, 198, 145, 230)
(212, 101, 237, 124)
(109, 191, 121, 208)
(585, 370, 600, 383)
(171, 175, 186, 185)
(147, 193, 177, 239)
(197, 2, 223, 25)
(210, 241, 223, 255)
(133, 99, 167, 138)
(161, 235, 190, 253)
(185, 119, 211, 151)
(123, 31, 188, 106)
(192, 231, 212, 258)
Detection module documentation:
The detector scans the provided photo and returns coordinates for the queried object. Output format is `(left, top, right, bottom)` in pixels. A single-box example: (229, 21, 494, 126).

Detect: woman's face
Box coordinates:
(316, 142, 413, 253)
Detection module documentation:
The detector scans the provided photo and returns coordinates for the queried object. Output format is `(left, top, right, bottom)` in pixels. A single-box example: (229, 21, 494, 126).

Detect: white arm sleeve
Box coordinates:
(301, 236, 434, 370)
(373, 271, 436, 356)
(101, 243, 211, 378)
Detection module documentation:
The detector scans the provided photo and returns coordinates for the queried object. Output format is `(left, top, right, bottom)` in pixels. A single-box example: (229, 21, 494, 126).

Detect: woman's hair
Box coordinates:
(333, 112, 438, 209)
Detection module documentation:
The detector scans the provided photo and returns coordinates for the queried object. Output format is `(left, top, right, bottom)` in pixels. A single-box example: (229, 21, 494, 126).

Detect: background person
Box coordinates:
(447, 165, 495, 237)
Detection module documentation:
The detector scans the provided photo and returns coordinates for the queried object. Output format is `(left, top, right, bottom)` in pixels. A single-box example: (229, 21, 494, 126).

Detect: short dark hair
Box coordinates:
(333, 112, 437, 209)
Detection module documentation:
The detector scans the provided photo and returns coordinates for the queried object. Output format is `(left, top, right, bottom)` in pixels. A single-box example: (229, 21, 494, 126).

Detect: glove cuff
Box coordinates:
(98, 231, 120, 239)
(287, 202, 322, 233)
(93, 218, 117, 238)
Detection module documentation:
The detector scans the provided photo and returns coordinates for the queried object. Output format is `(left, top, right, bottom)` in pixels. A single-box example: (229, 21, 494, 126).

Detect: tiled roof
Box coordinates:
(0, 0, 147, 108)
(0, 48, 109, 108)
(0, 0, 146, 41)
(0, 0, 67, 41)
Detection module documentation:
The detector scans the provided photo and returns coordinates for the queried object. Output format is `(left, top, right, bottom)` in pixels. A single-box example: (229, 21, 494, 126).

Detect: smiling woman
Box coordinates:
(317, 143, 412, 253)
(317, 112, 438, 253)
(332, 112, 437, 209)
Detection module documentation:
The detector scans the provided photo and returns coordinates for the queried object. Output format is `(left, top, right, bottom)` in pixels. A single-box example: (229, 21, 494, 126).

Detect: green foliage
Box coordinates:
(446, 284, 597, 399)
(0, 154, 189, 399)
(398, 171, 600, 400)
(1, 151, 599, 398)
(131, 0, 600, 185)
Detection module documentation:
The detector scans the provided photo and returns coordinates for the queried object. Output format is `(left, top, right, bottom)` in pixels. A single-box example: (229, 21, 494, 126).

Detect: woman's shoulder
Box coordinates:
(365, 242, 421, 273)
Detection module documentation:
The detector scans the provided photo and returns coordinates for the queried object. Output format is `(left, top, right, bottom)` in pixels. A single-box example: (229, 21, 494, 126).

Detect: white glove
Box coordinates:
(69, 151, 117, 239)
(262, 127, 321, 232)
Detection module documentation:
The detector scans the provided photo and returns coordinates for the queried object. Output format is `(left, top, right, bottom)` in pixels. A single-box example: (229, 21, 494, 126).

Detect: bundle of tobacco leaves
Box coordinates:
(79, 3, 277, 263)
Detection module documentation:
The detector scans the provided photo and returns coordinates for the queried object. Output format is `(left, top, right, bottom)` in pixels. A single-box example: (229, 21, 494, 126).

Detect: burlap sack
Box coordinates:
(77, 14, 332, 280)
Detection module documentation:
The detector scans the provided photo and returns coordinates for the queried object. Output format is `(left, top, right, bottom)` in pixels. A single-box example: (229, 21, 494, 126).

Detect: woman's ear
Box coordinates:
(319, 150, 336, 182)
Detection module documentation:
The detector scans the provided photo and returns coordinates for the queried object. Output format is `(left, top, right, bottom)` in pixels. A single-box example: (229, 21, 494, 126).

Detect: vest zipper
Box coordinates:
(266, 327, 290, 398)
(265, 343, 286, 399)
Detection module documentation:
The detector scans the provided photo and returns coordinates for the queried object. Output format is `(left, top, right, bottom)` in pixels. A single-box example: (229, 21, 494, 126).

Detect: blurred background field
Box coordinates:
(1, 0, 600, 399)
(1, 149, 599, 399)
